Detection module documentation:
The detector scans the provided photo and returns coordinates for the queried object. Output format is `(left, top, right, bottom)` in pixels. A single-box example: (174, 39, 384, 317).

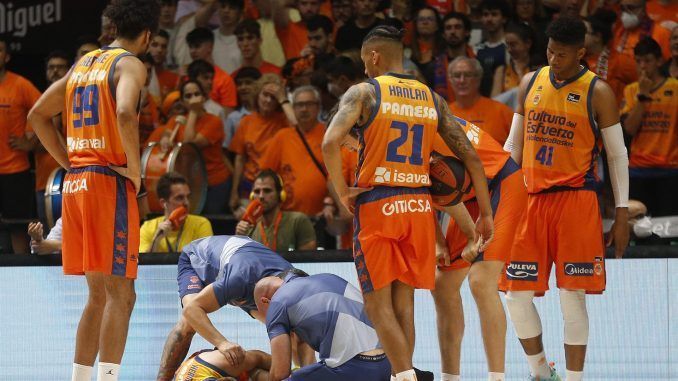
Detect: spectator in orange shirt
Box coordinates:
(448, 56, 513, 144)
(186, 27, 238, 112)
(662, 25, 678, 78)
(0, 37, 41, 253)
(612, 0, 672, 63)
(225, 67, 262, 148)
(148, 29, 180, 106)
(491, 22, 545, 97)
(273, 0, 323, 59)
(233, 19, 282, 77)
(260, 85, 327, 216)
(646, 0, 678, 32)
(229, 74, 296, 214)
(140, 54, 161, 144)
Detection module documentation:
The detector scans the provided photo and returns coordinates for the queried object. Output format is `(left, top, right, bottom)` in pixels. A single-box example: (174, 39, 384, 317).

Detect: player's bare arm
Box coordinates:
(503, 71, 536, 164)
(322, 82, 374, 211)
(593, 79, 630, 258)
(434, 93, 494, 245)
(269, 333, 293, 381)
(181, 284, 246, 366)
(111, 55, 146, 193)
(27, 73, 71, 170)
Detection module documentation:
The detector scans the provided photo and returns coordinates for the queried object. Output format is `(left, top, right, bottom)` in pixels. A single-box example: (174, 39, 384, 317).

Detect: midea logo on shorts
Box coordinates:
(564, 263, 594, 276)
(381, 199, 431, 216)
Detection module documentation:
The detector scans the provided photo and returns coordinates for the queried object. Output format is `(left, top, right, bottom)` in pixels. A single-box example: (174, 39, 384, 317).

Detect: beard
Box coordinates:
(446, 38, 465, 49)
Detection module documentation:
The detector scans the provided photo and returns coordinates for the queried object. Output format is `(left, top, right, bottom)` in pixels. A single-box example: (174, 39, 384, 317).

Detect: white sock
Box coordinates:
(71, 363, 93, 381)
(391, 377, 396, 381)
(526, 351, 552, 378)
(395, 369, 418, 381)
(97, 362, 120, 381)
(441, 373, 461, 381)
(566, 369, 583, 381)
(488, 372, 505, 381)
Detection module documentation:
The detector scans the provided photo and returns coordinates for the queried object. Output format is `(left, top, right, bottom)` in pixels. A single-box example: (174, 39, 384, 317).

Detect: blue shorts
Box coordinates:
(290, 354, 391, 381)
(178, 251, 205, 302)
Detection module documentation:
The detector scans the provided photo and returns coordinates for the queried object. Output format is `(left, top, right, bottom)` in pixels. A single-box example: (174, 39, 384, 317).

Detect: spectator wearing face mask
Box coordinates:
(611, 0, 672, 69)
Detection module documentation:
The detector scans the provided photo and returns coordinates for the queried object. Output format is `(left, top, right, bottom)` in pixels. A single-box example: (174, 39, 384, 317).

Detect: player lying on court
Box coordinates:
(156, 235, 313, 380)
(174, 347, 271, 381)
(254, 271, 392, 381)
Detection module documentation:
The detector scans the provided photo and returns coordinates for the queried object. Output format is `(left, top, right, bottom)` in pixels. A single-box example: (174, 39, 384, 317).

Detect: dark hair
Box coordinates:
(586, 10, 617, 45)
(103, 0, 160, 40)
(545, 16, 586, 46)
(159, 0, 178, 5)
(634, 37, 663, 59)
(307, 15, 334, 35)
(324, 56, 361, 81)
(234, 19, 261, 38)
(186, 27, 214, 47)
(234, 66, 262, 82)
(218, 0, 244, 9)
(505, 22, 534, 44)
(179, 79, 205, 98)
(76, 34, 100, 48)
(155, 29, 171, 40)
(256, 169, 284, 196)
(276, 268, 309, 280)
(412, 6, 446, 60)
(443, 11, 472, 32)
(157, 172, 188, 200)
(0, 36, 10, 54)
(480, 0, 512, 19)
(187, 59, 215, 79)
(363, 25, 405, 45)
(45, 50, 71, 65)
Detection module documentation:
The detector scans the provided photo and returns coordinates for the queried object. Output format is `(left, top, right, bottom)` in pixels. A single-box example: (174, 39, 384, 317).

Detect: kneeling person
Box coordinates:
(175, 348, 271, 381)
(255, 271, 391, 381)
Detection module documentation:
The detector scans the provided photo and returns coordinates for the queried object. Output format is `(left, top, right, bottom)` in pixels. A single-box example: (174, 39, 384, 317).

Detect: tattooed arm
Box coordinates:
(435, 93, 494, 245)
(322, 83, 374, 212)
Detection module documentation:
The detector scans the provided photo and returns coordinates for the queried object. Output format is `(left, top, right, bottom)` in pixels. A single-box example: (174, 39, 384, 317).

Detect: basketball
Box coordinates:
(429, 155, 473, 206)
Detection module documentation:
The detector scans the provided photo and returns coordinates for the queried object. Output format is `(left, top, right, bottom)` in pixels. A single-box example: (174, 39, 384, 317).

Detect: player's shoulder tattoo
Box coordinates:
(338, 82, 375, 126)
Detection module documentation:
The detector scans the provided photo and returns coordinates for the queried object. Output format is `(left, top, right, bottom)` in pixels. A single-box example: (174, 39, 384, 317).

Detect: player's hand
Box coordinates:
(435, 238, 451, 267)
(235, 220, 253, 235)
(475, 215, 494, 251)
(461, 236, 482, 263)
(217, 341, 246, 367)
(109, 165, 141, 195)
(638, 71, 653, 96)
(339, 187, 372, 214)
(607, 208, 629, 259)
(27, 222, 44, 242)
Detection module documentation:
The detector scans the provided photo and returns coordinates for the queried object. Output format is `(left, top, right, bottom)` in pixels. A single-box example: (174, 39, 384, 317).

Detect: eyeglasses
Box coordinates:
(293, 101, 319, 108)
(450, 71, 480, 79)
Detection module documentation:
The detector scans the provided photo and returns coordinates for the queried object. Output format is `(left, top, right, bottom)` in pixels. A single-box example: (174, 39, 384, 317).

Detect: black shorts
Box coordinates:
(0, 170, 35, 220)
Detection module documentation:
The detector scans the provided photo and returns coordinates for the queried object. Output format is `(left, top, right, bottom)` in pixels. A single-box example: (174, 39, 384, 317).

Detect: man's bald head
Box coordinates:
(360, 25, 405, 78)
(253, 276, 283, 316)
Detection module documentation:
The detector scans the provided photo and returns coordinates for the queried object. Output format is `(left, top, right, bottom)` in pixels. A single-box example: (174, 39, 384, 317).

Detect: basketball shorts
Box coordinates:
(174, 351, 235, 381)
(503, 189, 606, 295)
(439, 160, 527, 271)
(61, 166, 139, 279)
(178, 251, 206, 301)
(290, 353, 391, 381)
(353, 186, 436, 293)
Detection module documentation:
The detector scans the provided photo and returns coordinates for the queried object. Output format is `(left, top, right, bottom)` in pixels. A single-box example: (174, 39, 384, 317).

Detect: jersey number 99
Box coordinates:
(72, 85, 100, 128)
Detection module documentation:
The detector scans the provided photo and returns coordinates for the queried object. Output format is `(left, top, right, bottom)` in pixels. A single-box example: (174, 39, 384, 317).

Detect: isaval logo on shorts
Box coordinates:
(381, 199, 432, 216)
(506, 261, 538, 281)
(564, 262, 594, 276)
(67, 136, 106, 152)
(373, 167, 430, 185)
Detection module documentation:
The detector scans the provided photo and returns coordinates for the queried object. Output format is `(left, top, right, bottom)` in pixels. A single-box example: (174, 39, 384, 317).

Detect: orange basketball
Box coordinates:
(429, 155, 473, 206)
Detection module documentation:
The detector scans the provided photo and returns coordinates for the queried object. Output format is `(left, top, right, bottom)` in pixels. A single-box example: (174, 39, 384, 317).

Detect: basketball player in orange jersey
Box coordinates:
(502, 17, 630, 381)
(431, 116, 527, 381)
(27, 1, 159, 380)
(322, 25, 494, 381)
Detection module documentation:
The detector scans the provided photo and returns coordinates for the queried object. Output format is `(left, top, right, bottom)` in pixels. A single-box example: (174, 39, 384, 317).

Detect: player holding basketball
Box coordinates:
(503, 17, 630, 381)
(322, 25, 494, 381)
(27, 1, 158, 380)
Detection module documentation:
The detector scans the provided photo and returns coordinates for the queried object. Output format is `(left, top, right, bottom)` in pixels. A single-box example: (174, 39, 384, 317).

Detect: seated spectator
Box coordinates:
(646, 0, 678, 31)
(235, 170, 317, 251)
(325, 56, 363, 99)
(410, 6, 447, 89)
(186, 27, 238, 112)
(74, 35, 100, 61)
(335, 0, 387, 53)
(252, 0, 286, 67)
(28, 218, 62, 255)
(439, 12, 476, 101)
(175, 348, 270, 381)
(187, 59, 230, 134)
(140, 172, 213, 253)
(233, 19, 282, 77)
(282, 55, 316, 92)
(621, 37, 678, 217)
(331, 0, 354, 30)
(491, 22, 544, 97)
(448, 56, 513, 144)
(98, 14, 116, 46)
(140, 54, 161, 144)
(661, 25, 678, 78)
(159, 0, 179, 68)
(261, 86, 327, 216)
(612, 0, 671, 66)
(475, 0, 510, 96)
(149, 80, 231, 214)
(299, 14, 336, 59)
(195, 0, 244, 74)
(559, 0, 585, 18)
(148, 29, 180, 105)
(512, 0, 548, 53)
(273, 0, 323, 59)
(225, 67, 262, 148)
(229, 74, 295, 212)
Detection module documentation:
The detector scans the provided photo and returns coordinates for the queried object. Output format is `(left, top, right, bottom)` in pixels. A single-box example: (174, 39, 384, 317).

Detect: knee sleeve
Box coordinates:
(505, 291, 542, 339)
(560, 289, 588, 345)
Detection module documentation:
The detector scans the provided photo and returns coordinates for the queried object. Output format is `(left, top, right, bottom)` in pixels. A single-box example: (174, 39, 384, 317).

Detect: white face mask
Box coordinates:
(633, 216, 653, 238)
(621, 11, 640, 29)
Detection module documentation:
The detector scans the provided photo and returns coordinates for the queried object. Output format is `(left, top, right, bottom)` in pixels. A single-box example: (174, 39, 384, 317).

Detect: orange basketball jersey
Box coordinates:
(522, 67, 602, 193)
(356, 74, 439, 188)
(65, 47, 135, 168)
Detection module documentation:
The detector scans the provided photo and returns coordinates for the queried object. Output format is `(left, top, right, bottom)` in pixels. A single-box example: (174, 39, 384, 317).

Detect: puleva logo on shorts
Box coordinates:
(67, 137, 106, 152)
(506, 261, 538, 281)
(564, 262, 594, 276)
(381, 199, 432, 216)
(374, 167, 430, 185)
(62, 179, 89, 193)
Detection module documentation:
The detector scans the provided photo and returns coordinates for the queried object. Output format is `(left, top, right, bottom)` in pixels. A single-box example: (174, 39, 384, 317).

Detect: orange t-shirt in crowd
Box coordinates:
(229, 111, 291, 182)
(448, 96, 513, 145)
(646, 0, 678, 29)
(231, 62, 282, 78)
(260, 123, 327, 216)
(156, 68, 179, 101)
(139, 92, 159, 145)
(0, 71, 41, 174)
(612, 21, 672, 62)
(276, 21, 307, 59)
(212, 65, 237, 108)
(621, 77, 678, 169)
(585, 48, 637, 105)
(149, 113, 230, 186)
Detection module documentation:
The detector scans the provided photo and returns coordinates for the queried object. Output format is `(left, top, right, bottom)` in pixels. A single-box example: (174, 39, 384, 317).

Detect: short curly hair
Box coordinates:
(103, 0, 160, 40)
(545, 16, 586, 46)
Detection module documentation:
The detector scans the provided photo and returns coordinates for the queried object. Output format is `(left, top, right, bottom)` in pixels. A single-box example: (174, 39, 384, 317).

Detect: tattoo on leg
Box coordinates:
(156, 327, 194, 381)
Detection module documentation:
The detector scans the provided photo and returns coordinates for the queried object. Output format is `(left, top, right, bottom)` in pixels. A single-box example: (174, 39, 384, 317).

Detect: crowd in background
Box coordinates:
(0, 0, 676, 254)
